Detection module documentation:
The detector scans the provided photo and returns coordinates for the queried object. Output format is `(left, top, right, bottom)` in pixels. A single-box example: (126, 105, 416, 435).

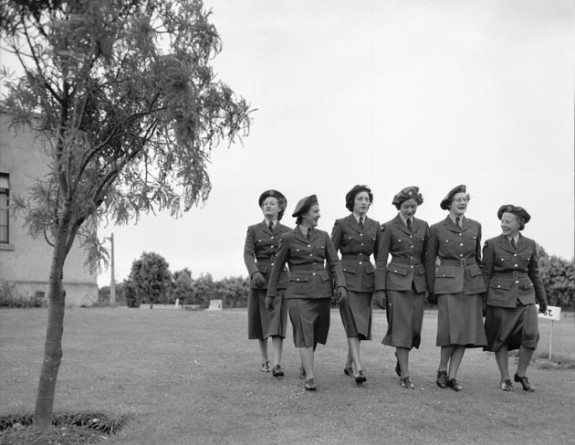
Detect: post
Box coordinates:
(110, 232, 116, 306)
(549, 320, 553, 361)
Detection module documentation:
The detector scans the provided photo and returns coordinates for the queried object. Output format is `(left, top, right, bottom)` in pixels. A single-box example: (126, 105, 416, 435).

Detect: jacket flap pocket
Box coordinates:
(365, 265, 375, 275)
(416, 265, 426, 275)
(521, 279, 534, 290)
(436, 266, 457, 278)
(319, 270, 330, 282)
(291, 272, 310, 282)
(342, 264, 356, 274)
(468, 264, 483, 277)
(489, 279, 511, 290)
(257, 265, 269, 274)
(389, 266, 408, 276)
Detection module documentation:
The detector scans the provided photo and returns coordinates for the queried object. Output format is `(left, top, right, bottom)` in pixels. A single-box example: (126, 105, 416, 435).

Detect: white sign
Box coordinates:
(537, 305, 561, 321)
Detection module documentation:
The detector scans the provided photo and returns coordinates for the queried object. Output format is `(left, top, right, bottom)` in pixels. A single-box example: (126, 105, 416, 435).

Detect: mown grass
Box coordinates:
(0, 308, 574, 445)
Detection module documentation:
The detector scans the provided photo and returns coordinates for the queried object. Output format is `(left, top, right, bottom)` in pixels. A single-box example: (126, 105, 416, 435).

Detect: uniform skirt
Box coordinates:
(287, 298, 331, 348)
(339, 291, 373, 340)
(383, 288, 424, 349)
(247, 288, 288, 340)
(484, 304, 539, 352)
(436, 293, 487, 347)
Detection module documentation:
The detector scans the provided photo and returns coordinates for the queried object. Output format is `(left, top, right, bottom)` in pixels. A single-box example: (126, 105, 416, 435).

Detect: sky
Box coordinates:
(54, 0, 574, 285)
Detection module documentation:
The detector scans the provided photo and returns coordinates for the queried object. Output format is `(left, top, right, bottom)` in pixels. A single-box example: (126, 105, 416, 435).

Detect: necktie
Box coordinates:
(511, 238, 516, 249)
(406, 218, 412, 231)
(306, 229, 311, 241)
(268, 221, 274, 232)
(455, 217, 461, 228)
(359, 217, 364, 230)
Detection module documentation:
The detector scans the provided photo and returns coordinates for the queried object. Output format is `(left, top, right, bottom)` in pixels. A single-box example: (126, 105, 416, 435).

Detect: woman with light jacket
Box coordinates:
(375, 186, 429, 389)
(266, 194, 347, 391)
(425, 185, 487, 392)
(482, 205, 548, 392)
(331, 185, 380, 384)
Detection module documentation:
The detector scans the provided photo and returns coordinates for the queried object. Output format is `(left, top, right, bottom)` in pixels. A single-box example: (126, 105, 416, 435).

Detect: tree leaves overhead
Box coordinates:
(1, 0, 251, 267)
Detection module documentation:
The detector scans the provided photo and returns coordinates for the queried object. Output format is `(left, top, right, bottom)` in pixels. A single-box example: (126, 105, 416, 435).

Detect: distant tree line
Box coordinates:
(97, 248, 575, 310)
(98, 252, 250, 308)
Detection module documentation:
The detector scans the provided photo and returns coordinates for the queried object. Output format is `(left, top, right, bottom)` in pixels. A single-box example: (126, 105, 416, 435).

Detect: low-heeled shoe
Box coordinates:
(436, 370, 448, 388)
(261, 361, 271, 372)
(343, 367, 354, 377)
(400, 377, 415, 389)
(272, 365, 284, 377)
(500, 379, 513, 391)
(354, 370, 367, 384)
(305, 378, 317, 391)
(447, 378, 463, 392)
(514, 373, 535, 392)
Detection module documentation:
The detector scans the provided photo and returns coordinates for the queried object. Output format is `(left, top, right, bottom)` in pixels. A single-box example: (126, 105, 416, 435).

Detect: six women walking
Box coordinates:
(245, 185, 550, 394)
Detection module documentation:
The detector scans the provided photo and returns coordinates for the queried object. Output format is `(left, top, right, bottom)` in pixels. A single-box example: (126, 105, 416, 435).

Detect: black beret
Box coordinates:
(440, 184, 467, 210)
(345, 185, 373, 212)
(497, 204, 531, 224)
(292, 194, 319, 218)
(258, 189, 286, 207)
(392, 186, 423, 207)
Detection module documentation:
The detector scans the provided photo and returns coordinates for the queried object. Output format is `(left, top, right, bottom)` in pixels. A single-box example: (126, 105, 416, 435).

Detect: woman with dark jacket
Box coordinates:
(266, 195, 347, 391)
(244, 190, 291, 376)
(375, 186, 429, 389)
(331, 185, 380, 384)
(483, 205, 548, 392)
(425, 185, 487, 392)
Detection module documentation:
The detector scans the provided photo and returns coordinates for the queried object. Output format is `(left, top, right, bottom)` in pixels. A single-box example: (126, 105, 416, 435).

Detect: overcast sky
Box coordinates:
(94, 0, 575, 285)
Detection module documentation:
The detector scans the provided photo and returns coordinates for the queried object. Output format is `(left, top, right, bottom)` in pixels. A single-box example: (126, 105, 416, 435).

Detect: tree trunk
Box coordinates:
(33, 236, 67, 431)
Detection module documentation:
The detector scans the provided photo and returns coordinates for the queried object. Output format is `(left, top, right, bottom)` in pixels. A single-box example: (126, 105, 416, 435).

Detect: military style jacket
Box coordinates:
(244, 221, 291, 290)
(331, 214, 379, 293)
(425, 216, 486, 296)
(375, 215, 429, 293)
(482, 234, 547, 308)
(267, 227, 346, 300)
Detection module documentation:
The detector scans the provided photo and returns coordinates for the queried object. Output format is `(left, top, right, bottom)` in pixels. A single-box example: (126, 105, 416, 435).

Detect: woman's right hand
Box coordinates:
(373, 290, 386, 309)
(252, 272, 266, 288)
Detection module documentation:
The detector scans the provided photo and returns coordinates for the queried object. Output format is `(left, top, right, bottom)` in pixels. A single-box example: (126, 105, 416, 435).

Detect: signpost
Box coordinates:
(537, 305, 562, 361)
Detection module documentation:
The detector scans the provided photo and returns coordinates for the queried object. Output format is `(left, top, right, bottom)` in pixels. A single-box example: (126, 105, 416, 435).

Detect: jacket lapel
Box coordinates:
(497, 234, 515, 254)
(442, 216, 460, 233)
(393, 214, 411, 236)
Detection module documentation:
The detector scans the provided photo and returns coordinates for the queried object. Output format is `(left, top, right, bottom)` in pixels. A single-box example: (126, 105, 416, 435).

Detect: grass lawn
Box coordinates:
(1, 307, 574, 445)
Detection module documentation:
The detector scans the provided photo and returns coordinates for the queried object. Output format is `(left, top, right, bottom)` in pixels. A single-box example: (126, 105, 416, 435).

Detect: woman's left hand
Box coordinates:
(333, 286, 347, 304)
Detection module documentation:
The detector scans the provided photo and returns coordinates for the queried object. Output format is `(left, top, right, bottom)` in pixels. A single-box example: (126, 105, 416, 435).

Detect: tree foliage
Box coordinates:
(537, 245, 575, 308)
(127, 252, 172, 308)
(0, 0, 250, 430)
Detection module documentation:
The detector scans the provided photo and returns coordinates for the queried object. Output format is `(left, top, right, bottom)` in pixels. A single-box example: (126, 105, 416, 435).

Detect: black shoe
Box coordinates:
(305, 378, 316, 391)
(447, 378, 463, 392)
(400, 376, 415, 389)
(514, 373, 535, 392)
(261, 361, 271, 372)
(500, 379, 513, 392)
(354, 370, 367, 384)
(436, 370, 448, 388)
(343, 367, 354, 377)
(395, 352, 401, 377)
(272, 364, 284, 377)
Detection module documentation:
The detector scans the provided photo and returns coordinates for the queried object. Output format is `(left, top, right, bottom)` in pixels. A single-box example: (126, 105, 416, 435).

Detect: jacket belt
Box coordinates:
(290, 263, 326, 272)
(389, 259, 422, 267)
(493, 271, 529, 280)
(440, 258, 476, 267)
(341, 253, 371, 262)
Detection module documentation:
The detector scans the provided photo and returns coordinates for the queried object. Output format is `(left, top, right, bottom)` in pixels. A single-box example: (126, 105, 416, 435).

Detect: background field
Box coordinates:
(1, 308, 574, 445)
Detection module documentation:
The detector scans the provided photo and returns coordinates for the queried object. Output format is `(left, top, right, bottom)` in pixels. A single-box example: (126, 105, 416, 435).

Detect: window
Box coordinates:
(0, 174, 9, 244)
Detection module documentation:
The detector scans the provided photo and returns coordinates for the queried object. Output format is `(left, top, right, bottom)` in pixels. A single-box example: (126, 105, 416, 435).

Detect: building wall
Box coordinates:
(0, 113, 98, 306)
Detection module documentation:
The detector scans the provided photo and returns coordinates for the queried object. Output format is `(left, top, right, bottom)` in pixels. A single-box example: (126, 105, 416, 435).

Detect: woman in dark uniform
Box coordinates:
(425, 185, 487, 392)
(483, 205, 548, 392)
(375, 186, 428, 389)
(244, 190, 291, 376)
(331, 185, 379, 384)
(266, 195, 347, 391)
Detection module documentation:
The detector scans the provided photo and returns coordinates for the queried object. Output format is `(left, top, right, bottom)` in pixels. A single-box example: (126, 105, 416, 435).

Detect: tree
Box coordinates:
(0, 0, 250, 431)
(537, 245, 575, 308)
(172, 267, 194, 306)
(127, 252, 172, 308)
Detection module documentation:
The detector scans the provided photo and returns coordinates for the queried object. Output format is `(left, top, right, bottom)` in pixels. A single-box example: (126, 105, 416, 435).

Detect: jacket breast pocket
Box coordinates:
(435, 266, 457, 279)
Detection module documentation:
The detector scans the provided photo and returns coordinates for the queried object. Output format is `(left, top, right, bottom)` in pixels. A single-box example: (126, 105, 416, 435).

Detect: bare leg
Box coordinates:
(396, 347, 410, 377)
(447, 346, 465, 379)
(347, 337, 362, 371)
(439, 345, 454, 371)
(271, 336, 283, 367)
(258, 339, 269, 364)
(517, 346, 535, 377)
(495, 346, 510, 381)
(299, 347, 315, 380)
